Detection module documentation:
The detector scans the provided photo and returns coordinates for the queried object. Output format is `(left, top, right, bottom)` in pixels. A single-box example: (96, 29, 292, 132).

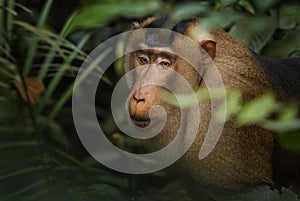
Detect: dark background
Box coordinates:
(0, 0, 300, 200)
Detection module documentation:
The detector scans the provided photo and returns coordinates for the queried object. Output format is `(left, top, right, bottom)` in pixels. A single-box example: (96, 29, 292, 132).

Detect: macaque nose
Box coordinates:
(132, 91, 146, 103)
(129, 85, 160, 112)
(129, 87, 154, 127)
(131, 86, 152, 104)
(128, 86, 160, 128)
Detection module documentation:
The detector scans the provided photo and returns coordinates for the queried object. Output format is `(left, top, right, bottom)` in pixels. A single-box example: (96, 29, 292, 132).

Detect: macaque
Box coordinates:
(123, 15, 300, 199)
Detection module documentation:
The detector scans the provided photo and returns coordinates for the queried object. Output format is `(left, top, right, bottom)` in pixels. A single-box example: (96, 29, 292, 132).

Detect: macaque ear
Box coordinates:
(132, 22, 141, 29)
(198, 40, 216, 64)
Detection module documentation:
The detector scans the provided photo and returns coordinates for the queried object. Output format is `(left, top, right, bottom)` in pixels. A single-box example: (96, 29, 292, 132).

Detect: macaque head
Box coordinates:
(124, 16, 217, 128)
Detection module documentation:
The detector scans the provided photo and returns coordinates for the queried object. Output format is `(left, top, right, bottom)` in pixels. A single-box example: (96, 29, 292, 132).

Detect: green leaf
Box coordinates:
(201, 7, 246, 29)
(64, 0, 164, 35)
(277, 130, 300, 151)
(280, 3, 300, 28)
(288, 49, 300, 58)
(45, 119, 70, 148)
(238, 0, 255, 15)
(15, 21, 87, 58)
(0, 81, 9, 88)
(223, 90, 242, 121)
(37, 34, 91, 113)
(279, 103, 298, 120)
(263, 31, 300, 58)
(229, 16, 277, 52)
(23, 0, 54, 76)
(83, 184, 126, 201)
(15, 3, 32, 15)
(236, 94, 278, 126)
(0, 126, 34, 134)
(0, 141, 38, 150)
(263, 119, 300, 133)
(0, 166, 45, 181)
(218, 0, 238, 8)
(0, 178, 51, 201)
(6, 0, 16, 41)
(252, 0, 278, 12)
(92, 175, 128, 189)
(281, 186, 300, 201)
(171, 2, 211, 20)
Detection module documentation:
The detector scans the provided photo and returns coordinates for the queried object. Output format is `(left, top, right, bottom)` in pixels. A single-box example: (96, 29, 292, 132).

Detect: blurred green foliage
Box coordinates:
(0, 0, 299, 200)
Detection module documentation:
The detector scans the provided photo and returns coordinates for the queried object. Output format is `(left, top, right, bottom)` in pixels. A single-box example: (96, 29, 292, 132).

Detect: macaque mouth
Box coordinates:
(130, 115, 151, 127)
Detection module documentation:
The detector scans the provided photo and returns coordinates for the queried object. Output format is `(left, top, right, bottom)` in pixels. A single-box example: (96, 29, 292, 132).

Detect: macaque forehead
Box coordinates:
(129, 30, 199, 54)
(138, 43, 175, 56)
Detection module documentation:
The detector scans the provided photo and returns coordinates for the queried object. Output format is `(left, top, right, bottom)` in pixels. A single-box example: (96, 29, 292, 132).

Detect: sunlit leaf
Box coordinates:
(221, 90, 242, 121)
(279, 103, 298, 120)
(263, 119, 300, 133)
(236, 94, 278, 126)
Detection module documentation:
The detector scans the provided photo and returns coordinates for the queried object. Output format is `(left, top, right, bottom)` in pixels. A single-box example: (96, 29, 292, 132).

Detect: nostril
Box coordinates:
(133, 95, 145, 103)
(132, 90, 146, 103)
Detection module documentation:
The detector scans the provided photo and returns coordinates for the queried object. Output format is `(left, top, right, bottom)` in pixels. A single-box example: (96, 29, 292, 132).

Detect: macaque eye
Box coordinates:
(137, 55, 149, 65)
(159, 60, 171, 69)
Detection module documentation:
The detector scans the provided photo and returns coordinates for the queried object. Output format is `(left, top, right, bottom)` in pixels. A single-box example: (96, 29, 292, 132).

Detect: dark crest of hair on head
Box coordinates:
(172, 18, 198, 35)
(139, 15, 198, 48)
(143, 14, 173, 47)
(144, 14, 169, 28)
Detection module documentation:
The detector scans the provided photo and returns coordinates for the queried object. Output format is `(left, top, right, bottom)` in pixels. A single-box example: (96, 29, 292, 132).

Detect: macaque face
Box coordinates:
(125, 28, 205, 130)
(128, 48, 179, 128)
